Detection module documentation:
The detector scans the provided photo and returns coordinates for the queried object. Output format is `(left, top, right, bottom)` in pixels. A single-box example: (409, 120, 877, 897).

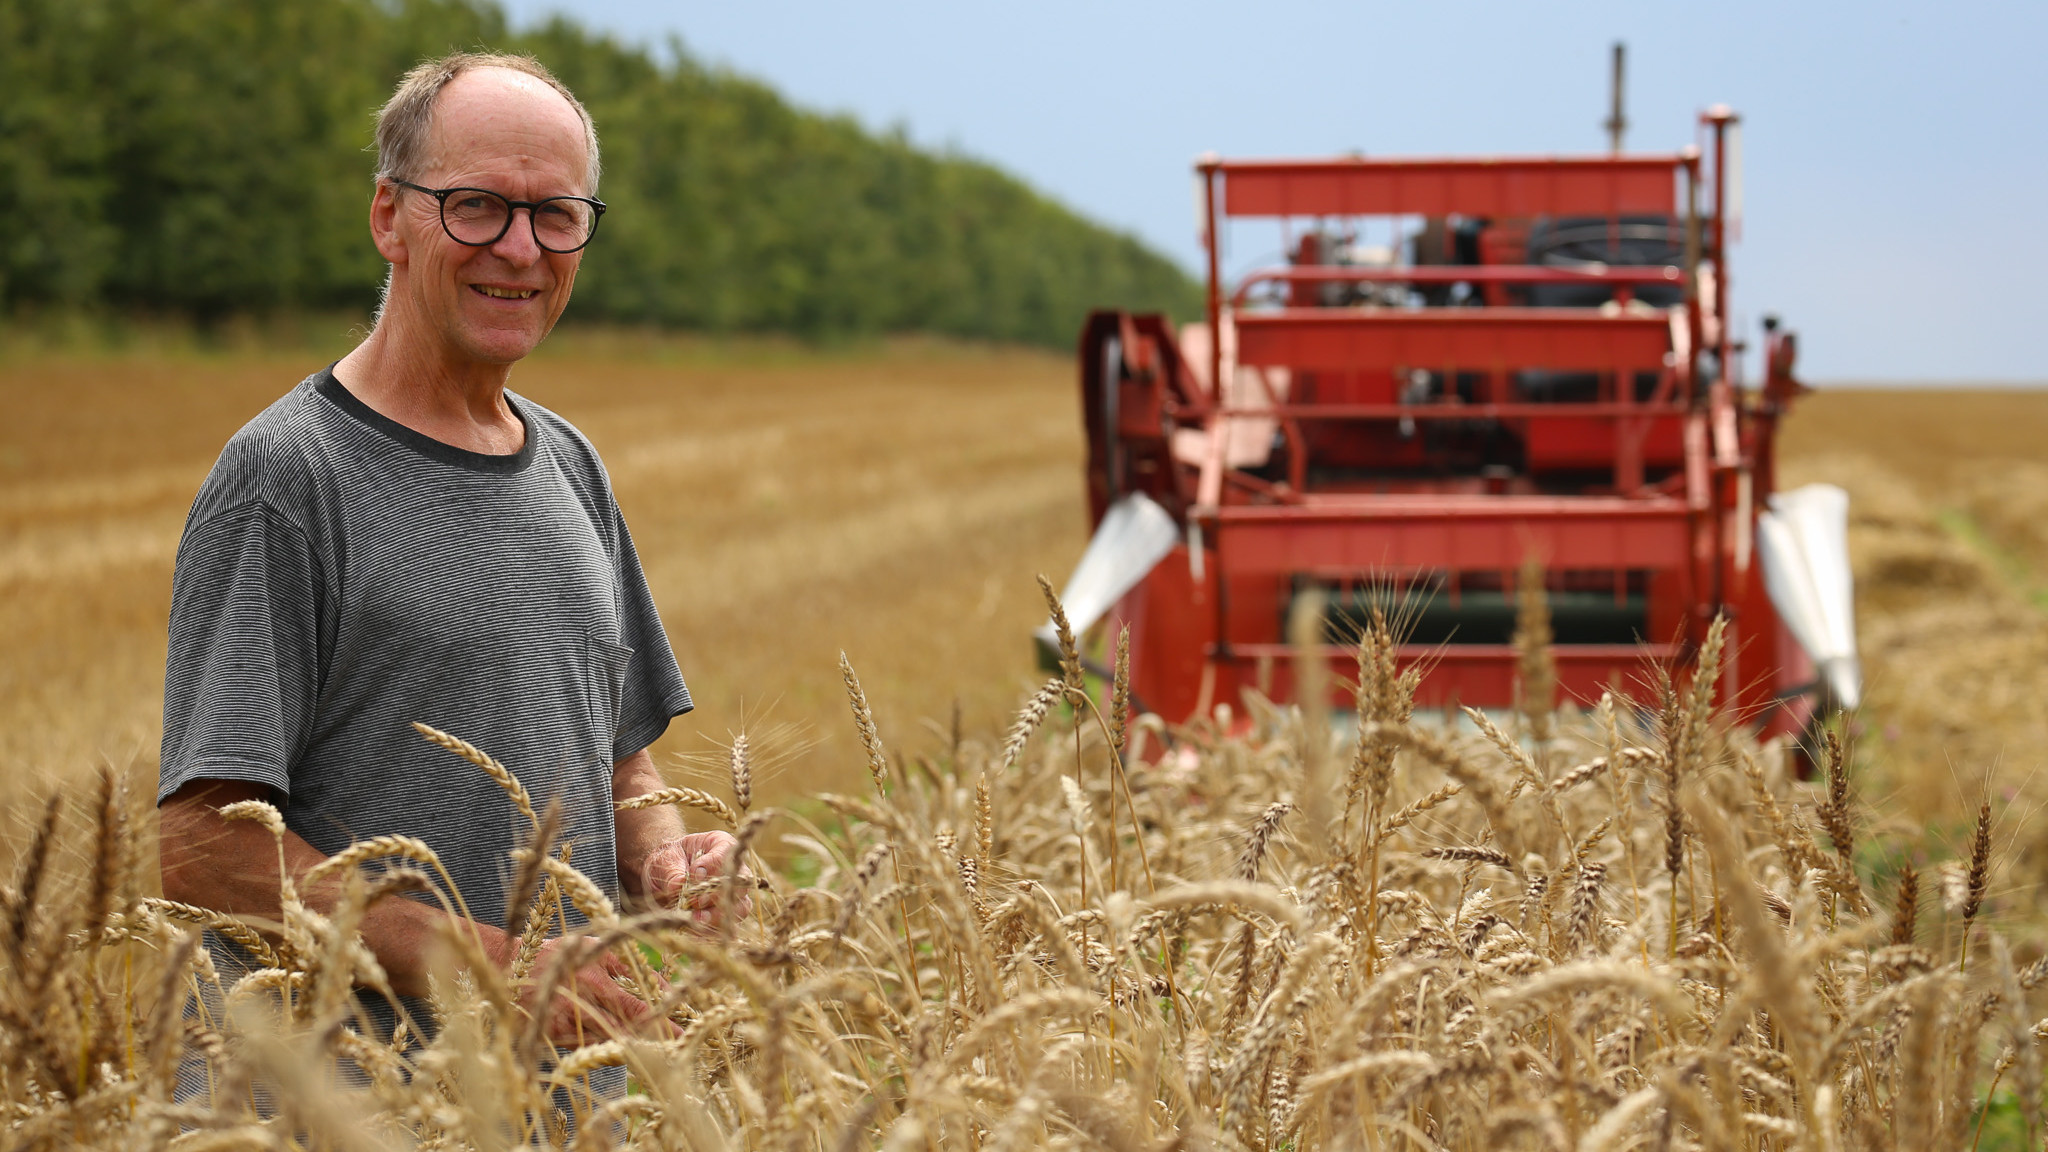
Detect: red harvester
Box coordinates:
(1051, 105, 1858, 740)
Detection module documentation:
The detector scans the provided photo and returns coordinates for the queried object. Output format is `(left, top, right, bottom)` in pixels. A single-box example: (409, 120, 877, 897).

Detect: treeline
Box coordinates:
(0, 0, 1198, 344)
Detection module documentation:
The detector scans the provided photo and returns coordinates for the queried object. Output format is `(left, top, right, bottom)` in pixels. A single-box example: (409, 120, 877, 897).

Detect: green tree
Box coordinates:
(0, 0, 1199, 342)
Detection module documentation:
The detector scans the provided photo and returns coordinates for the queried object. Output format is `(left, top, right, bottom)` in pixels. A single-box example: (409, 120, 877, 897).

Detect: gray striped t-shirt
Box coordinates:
(160, 367, 692, 1019)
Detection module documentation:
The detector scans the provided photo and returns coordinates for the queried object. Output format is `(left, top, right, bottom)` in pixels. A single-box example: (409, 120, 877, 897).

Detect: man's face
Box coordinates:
(375, 68, 592, 367)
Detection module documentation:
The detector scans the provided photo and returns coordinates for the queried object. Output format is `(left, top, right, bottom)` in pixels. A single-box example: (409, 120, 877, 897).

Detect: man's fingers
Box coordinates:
(548, 978, 661, 1046)
(547, 989, 631, 1048)
(595, 949, 675, 998)
(518, 935, 682, 1046)
(643, 848, 693, 904)
(587, 975, 684, 1039)
(580, 961, 684, 1037)
(589, 981, 647, 1025)
(639, 963, 675, 999)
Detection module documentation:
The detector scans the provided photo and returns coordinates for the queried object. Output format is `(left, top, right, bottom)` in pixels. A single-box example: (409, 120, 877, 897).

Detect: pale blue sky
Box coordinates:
(499, 1, 2046, 382)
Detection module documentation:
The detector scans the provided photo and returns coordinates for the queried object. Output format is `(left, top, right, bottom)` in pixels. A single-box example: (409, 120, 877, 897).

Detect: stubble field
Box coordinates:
(1776, 389, 2048, 841)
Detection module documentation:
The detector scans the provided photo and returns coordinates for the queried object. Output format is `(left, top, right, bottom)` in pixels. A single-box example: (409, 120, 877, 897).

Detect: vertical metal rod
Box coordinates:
(1201, 160, 1224, 408)
(1683, 151, 1702, 405)
(1605, 42, 1627, 154)
(1704, 108, 1736, 636)
(1683, 155, 1700, 305)
(1198, 159, 1229, 668)
(1712, 114, 1730, 376)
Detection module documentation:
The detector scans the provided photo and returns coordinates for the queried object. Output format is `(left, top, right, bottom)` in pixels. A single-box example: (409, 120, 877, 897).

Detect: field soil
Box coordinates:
(2, 331, 2043, 836)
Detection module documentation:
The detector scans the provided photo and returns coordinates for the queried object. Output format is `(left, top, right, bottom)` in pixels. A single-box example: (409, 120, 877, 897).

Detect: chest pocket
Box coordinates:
(584, 630, 634, 758)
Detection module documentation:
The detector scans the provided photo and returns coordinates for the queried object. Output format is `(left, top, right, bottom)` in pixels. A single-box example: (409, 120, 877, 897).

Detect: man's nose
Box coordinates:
(489, 207, 544, 262)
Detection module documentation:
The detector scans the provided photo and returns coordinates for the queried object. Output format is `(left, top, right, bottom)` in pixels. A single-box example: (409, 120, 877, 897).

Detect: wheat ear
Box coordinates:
(838, 652, 889, 797)
(413, 721, 537, 831)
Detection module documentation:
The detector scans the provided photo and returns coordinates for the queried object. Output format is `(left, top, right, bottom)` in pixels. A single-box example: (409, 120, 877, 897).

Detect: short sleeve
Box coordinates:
(611, 506, 692, 761)
(158, 501, 324, 804)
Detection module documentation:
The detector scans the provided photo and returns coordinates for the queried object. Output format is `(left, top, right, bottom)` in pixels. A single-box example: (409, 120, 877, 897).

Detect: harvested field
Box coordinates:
(1777, 389, 2048, 855)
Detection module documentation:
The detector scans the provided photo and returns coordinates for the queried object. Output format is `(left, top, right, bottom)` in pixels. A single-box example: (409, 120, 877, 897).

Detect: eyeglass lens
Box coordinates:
(442, 190, 596, 251)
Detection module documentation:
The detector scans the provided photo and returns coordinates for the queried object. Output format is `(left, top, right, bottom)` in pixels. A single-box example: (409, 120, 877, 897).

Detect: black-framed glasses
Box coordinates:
(392, 180, 606, 253)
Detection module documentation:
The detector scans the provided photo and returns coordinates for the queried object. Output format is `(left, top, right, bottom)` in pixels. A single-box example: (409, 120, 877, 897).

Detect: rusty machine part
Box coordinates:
(1054, 104, 1847, 741)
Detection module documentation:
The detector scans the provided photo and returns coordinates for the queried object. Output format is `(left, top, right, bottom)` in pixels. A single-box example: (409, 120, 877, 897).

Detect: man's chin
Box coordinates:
(454, 325, 549, 367)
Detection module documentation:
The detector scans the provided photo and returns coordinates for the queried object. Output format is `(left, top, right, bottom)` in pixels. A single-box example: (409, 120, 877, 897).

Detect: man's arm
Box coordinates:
(160, 779, 458, 996)
(611, 748, 746, 924)
(160, 778, 664, 1043)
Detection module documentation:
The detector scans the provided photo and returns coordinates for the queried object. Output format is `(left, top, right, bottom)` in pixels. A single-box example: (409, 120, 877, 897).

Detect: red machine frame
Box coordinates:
(1075, 108, 1814, 732)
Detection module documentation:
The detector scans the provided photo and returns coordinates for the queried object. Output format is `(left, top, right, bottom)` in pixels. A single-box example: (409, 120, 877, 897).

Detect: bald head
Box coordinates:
(374, 52, 600, 195)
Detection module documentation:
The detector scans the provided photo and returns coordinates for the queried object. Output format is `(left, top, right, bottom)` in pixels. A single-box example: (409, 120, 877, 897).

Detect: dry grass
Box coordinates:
(0, 592, 2039, 1150)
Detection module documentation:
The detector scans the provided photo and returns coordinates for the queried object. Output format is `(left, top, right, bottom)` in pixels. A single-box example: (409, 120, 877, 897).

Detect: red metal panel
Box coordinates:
(1525, 417, 1616, 470)
(1231, 265, 1683, 308)
(1119, 547, 1211, 725)
(1218, 156, 1682, 219)
(1251, 266, 1683, 285)
(1519, 414, 1689, 471)
(1213, 643, 1682, 710)
(1214, 496, 1692, 572)
(1410, 644, 1675, 706)
(1235, 309, 1672, 373)
(1216, 402, 1688, 421)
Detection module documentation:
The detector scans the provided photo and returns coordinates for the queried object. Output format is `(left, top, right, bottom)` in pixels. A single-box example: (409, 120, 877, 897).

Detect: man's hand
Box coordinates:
(613, 750, 753, 929)
(519, 935, 677, 1048)
(640, 832, 752, 930)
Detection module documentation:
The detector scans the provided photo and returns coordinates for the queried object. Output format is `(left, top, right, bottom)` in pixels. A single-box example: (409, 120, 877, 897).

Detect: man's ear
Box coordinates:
(368, 182, 408, 266)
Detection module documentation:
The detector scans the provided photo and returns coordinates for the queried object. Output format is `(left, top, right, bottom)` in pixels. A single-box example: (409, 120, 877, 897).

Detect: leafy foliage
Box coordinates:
(0, 0, 1198, 341)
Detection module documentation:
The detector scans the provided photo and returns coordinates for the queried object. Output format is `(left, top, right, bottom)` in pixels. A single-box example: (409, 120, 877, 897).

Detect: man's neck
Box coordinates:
(334, 319, 527, 457)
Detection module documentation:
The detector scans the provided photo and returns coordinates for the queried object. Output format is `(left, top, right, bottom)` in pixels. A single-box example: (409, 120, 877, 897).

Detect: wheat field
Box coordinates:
(4, 329, 2048, 1148)
(0, 592, 2038, 1150)
(4, 332, 2044, 820)
(0, 325, 1088, 804)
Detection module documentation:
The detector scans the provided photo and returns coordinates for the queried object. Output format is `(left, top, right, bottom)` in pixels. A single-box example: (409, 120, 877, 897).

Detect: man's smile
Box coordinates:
(473, 284, 538, 300)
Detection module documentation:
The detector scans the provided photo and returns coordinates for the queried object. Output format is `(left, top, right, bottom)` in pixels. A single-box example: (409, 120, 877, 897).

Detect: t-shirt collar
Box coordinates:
(314, 366, 536, 475)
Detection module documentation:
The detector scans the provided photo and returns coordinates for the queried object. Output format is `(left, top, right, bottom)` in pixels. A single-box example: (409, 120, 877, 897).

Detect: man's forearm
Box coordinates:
(611, 748, 686, 901)
(159, 779, 511, 998)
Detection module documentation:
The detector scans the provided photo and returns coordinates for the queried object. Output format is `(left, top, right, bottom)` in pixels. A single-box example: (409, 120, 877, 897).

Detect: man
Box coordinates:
(157, 53, 735, 1052)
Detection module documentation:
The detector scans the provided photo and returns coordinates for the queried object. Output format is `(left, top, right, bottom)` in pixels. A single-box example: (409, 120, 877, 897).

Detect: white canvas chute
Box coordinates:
(1037, 491, 1181, 646)
(1757, 483, 1860, 710)
(1169, 319, 1289, 470)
